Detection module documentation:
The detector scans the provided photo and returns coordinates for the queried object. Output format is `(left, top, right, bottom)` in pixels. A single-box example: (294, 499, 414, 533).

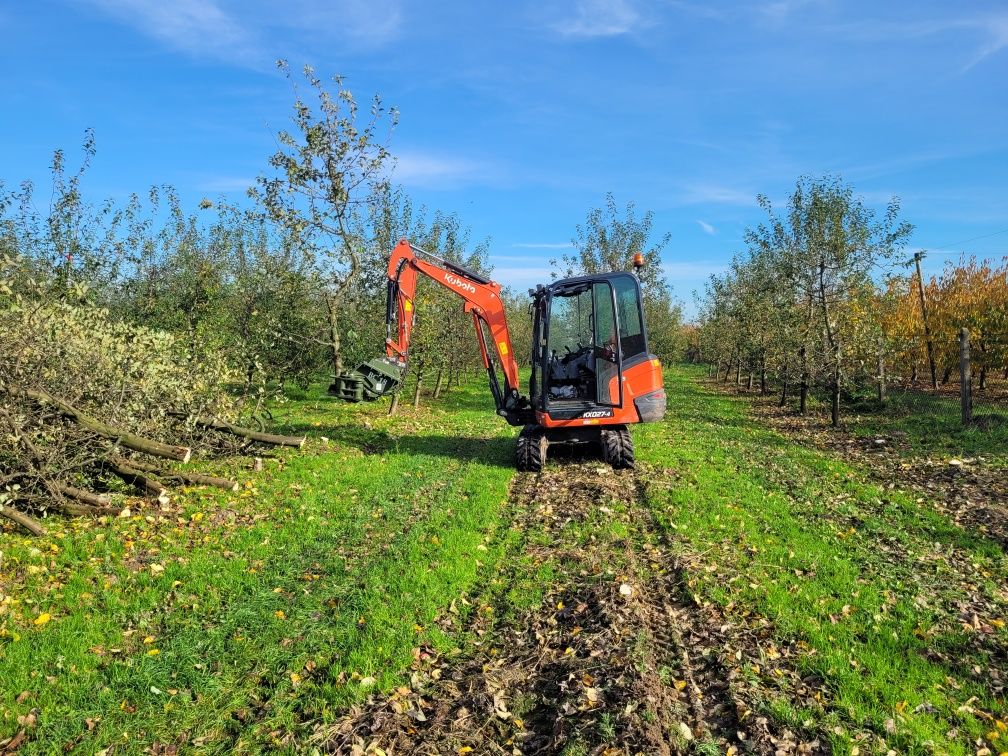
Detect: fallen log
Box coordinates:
(180, 414, 305, 449)
(23, 388, 192, 462)
(49, 482, 112, 508)
(113, 456, 239, 492)
(0, 501, 46, 536)
(101, 459, 170, 504)
(55, 500, 123, 517)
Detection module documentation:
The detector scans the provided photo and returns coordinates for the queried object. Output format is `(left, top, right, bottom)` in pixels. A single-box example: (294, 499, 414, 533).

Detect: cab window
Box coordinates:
(613, 276, 646, 359)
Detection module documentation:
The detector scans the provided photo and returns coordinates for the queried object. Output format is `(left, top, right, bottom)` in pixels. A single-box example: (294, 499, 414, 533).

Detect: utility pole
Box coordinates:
(913, 251, 938, 390)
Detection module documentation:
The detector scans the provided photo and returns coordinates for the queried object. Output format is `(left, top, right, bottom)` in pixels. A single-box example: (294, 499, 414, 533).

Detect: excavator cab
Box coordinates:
(518, 272, 665, 470)
(332, 240, 666, 472)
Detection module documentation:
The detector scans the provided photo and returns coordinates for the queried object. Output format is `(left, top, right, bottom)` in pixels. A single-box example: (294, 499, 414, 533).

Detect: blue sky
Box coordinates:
(2, 0, 1006, 315)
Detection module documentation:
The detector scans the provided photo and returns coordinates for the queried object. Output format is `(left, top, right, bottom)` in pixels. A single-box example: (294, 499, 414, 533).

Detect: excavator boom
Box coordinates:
(332, 239, 531, 424)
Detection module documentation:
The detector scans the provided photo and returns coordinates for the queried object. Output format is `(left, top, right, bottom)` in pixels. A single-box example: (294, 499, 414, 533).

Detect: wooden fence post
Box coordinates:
(959, 327, 972, 426)
(877, 336, 887, 405)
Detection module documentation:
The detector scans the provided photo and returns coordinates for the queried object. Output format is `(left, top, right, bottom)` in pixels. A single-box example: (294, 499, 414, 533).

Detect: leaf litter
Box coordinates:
(311, 459, 829, 754)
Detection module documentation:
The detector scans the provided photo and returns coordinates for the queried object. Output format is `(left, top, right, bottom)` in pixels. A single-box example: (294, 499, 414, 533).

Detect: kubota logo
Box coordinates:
(444, 273, 476, 293)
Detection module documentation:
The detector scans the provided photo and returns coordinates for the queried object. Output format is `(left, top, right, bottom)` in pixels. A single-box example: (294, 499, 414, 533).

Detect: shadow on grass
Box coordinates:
(282, 420, 517, 468)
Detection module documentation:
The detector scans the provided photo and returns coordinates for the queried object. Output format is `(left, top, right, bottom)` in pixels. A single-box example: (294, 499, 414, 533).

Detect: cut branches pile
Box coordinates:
(0, 288, 305, 536)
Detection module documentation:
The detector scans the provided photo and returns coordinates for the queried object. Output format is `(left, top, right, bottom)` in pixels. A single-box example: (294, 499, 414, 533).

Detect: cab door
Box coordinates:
(592, 280, 623, 407)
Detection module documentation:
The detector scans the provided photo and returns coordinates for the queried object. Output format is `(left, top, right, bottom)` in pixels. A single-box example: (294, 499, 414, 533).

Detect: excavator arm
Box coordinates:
(333, 239, 531, 425)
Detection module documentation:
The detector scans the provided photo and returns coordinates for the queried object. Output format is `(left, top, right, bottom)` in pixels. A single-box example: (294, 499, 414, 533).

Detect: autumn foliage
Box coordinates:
(881, 256, 1008, 388)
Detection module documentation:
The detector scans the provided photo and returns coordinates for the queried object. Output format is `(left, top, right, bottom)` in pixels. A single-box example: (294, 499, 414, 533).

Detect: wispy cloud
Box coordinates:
(828, 11, 1008, 73)
(87, 0, 254, 61)
(390, 151, 487, 189)
(961, 13, 1008, 71)
(511, 242, 574, 249)
(696, 220, 716, 235)
(272, 0, 402, 49)
(551, 0, 646, 38)
(758, 0, 820, 23)
(83, 0, 404, 65)
(677, 183, 756, 206)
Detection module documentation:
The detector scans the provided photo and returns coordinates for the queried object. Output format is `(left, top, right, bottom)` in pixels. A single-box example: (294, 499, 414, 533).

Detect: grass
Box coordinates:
(841, 387, 1008, 458)
(0, 382, 517, 752)
(636, 366, 1008, 752)
(2, 366, 1006, 753)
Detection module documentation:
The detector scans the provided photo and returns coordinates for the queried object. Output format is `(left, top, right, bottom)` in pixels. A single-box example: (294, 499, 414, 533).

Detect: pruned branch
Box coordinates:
(21, 387, 192, 462)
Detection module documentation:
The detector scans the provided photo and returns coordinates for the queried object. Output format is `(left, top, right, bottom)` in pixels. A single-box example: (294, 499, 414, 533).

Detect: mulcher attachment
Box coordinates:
(330, 357, 404, 402)
(601, 426, 635, 470)
(516, 424, 547, 472)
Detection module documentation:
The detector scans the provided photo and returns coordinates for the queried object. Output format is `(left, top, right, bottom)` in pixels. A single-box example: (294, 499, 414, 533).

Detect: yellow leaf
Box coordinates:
(674, 679, 687, 691)
(143, 636, 155, 644)
(34, 613, 51, 627)
(275, 610, 286, 620)
(147, 648, 160, 656)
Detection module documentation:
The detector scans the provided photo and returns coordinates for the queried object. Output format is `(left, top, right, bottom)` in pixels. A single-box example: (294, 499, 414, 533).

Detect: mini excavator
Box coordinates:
(332, 239, 666, 470)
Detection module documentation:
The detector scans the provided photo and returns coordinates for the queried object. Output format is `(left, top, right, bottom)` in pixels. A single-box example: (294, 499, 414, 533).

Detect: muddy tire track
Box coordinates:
(312, 460, 828, 754)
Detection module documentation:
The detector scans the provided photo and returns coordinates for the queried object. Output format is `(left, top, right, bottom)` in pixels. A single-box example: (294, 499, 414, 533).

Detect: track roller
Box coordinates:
(601, 425, 635, 470)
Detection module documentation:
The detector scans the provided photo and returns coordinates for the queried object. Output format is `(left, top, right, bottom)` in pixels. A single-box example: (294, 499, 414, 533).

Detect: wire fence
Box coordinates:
(707, 328, 1008, 433)
(879, 330, 1008, 428)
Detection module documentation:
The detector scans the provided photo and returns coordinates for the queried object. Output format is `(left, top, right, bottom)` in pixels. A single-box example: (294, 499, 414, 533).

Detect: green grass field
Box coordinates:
(2, 367, 1005, 753)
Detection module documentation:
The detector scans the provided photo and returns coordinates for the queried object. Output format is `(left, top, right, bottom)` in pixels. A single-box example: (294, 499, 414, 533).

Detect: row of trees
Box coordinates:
(2, 62, 684, 532)
(695, 174, 1007, 426)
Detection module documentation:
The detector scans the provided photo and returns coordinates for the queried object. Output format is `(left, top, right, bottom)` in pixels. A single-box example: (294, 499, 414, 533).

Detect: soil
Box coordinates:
(312, 460, 829, 755)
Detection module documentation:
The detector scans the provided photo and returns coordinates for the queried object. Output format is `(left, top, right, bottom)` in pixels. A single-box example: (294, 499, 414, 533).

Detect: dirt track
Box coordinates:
(315, 462, 829, 755)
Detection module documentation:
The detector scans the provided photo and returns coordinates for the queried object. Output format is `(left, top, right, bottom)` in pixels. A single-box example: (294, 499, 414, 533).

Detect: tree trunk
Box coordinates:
(22, 388, 191, 462)
(941, 366, 952, 385)
(102, 459, 170, 503)
(184, 415, 305, 448)
(433, 366, 445, 399)
(388, 392, 400, 416)
(746, 371, 753, 390)
(799, 346, 808, 415)
(818, 261, 841, 428)
(113, 456, 239, 492)
(779, 378, 789, 407)
(979, 366, 987, 390)
(413, 361, 425, 409)
(50, 483, 111, 508)
(831, 363, 840, 428)
(877, 338, 887, 405)
(735, 358, 741, 386)
(760, 359, 766, 395)
(0, 501, 45, 535)
(56, 500, 122, 517)
(324, 294, 343, 380)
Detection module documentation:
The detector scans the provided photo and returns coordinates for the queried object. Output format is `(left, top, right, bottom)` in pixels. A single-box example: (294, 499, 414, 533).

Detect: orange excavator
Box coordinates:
(332, 239, 666, 470)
